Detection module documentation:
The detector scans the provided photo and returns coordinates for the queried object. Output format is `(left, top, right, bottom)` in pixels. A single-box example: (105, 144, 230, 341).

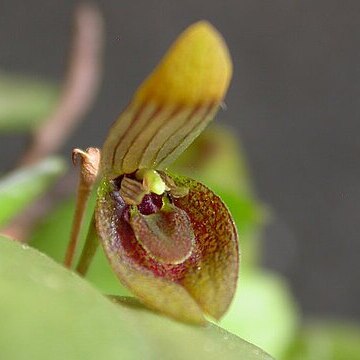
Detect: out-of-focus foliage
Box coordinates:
(171, 125, 253, 194)
(0, 157, 66, 226)
(284, 321, 360, 360)
(0, 72, 58, 132)
(30, 197, 130, 296)
(0, 236, 273, 360)
(220, 270, 299, 359)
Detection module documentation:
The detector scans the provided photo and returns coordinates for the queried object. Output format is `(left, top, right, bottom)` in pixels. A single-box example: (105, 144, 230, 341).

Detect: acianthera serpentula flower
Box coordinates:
(67, 21, 239, 325)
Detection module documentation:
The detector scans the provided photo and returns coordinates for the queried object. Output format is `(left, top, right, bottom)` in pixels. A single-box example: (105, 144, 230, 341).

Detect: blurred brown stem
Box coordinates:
(19, 2, 104, 166)
(1, 172, 77, 240)
(76, 216, 99, 276)
(1, 3, 104, 242)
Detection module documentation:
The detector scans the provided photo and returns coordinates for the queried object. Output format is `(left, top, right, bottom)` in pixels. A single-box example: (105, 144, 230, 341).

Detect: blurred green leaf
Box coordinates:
(210, 185, 263, 233)
(171, 124, 255, 197)
(284, 321, 360, 360)
(0, 72, 58, 132)
(210, 185, 266, 268)
(0, 236, 273, 360)
(0, 157, 66, 226)
(219, 270, 299, 359)
(30, 197, 130, 296)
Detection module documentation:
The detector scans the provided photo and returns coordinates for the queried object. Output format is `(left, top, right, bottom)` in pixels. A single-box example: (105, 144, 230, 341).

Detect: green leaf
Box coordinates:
(284, 321, 360, 360)
(0, 236, 273, 360)
(0, 157, 66, 226)
(219, 271, 299, 359)
(171, 124, 254, 195)
(0, 72, 58, 132)
(30, 197, 130, 296)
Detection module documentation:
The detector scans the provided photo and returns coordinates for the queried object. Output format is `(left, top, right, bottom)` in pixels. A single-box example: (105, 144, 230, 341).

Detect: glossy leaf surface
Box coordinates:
(220, 270, 299, 359)
(30, 198, 129, 296)
(0, 236, 272, 360)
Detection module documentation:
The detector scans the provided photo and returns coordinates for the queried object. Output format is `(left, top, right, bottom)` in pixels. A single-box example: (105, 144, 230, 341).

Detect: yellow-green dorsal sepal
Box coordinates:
(100, 21, 233, 178)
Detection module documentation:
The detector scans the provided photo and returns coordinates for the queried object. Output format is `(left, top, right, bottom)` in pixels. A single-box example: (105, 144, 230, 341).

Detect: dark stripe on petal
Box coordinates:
(138, 105, 184, 169)
(111, 101, 148, 170)
(120, 103, 164, 173)
(151, 104, 203, 167)
(156, 102, 217, 168)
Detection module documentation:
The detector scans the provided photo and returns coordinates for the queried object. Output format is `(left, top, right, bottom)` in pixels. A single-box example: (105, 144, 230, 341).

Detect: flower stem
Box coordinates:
(76, 216, 99, 276)
(64, 148, 100, 268)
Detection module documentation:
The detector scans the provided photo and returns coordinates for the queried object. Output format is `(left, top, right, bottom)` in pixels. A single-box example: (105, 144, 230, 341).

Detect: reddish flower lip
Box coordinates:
(104, 176, 200, 281)
(95, 172, 239, 323)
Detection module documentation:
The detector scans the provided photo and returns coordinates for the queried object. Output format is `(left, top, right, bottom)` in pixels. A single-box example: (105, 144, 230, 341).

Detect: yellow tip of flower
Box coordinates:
(136, 21, 233, 106)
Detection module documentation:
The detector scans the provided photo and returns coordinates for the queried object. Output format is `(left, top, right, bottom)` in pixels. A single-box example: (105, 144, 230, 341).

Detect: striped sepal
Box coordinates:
(101, 21, 232, 178)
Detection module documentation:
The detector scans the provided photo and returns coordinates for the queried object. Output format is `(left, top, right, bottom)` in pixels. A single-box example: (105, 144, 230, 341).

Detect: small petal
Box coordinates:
(100, 21, 233, 178)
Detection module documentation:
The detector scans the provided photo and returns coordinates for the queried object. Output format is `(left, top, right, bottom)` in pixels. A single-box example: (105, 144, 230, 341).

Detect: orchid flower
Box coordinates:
(66, 21, 239, 325)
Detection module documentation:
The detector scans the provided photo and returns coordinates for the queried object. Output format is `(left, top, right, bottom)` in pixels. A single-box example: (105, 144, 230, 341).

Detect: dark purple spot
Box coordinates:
(138, 193, 163, 215)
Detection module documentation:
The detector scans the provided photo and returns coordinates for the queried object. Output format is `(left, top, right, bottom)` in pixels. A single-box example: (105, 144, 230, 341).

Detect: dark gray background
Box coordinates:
(1, 1, 359, 320)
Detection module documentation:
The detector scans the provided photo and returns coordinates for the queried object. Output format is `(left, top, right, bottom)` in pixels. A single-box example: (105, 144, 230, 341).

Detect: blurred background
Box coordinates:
(1, 0, 359, 358)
